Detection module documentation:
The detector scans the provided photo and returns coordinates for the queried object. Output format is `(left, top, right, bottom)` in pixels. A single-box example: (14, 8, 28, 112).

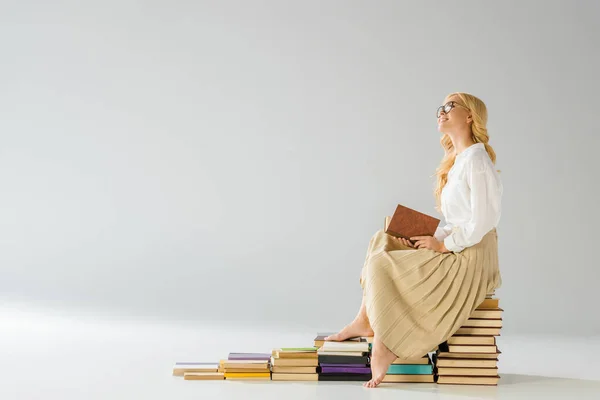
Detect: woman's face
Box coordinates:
(437, 96, 471, 134)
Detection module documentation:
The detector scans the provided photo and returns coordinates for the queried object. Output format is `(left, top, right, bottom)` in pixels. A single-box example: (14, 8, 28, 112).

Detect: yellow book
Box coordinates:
(224, 372, 271, 379)
(272, 373, 318, 381)
(184, 372, 224, 380)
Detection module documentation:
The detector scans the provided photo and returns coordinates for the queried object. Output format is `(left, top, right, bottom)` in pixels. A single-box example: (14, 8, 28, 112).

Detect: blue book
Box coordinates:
(386, 364, 433, 375)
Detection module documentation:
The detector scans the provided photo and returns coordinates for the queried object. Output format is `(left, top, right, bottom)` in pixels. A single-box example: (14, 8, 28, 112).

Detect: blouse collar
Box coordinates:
(455, 142, 484, 159)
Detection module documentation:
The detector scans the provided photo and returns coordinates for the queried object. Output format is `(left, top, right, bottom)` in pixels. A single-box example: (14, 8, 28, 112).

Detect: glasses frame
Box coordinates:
(437, 101, 469, 118)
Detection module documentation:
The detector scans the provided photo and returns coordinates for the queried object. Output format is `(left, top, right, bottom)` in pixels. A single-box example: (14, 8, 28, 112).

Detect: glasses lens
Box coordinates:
(436, 106, 444, 118)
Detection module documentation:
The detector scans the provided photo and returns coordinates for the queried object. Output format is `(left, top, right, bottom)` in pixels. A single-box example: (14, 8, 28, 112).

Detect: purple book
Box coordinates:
(320, 363, 368, 368)
(320, 366, 372, 374)
(227, 353, 271, 361)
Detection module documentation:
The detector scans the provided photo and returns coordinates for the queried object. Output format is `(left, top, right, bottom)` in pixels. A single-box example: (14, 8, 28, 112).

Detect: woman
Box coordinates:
(325, 92, 503, 388)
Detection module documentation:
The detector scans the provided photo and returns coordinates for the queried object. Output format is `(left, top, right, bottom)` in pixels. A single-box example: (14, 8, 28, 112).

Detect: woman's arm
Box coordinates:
(443, 158, 502, 253)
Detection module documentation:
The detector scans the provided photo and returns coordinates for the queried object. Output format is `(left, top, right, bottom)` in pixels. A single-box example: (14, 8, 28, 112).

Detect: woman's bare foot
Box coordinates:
(363, 336, 398, 388)
(324, 316, 374, 341)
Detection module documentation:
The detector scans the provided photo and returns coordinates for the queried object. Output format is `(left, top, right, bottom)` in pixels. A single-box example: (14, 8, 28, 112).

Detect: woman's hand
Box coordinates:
(398, 237, 415, 248)
(410, 236, 450, 253)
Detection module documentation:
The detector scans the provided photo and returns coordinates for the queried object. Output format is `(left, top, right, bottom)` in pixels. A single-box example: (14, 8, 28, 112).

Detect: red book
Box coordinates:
(385, 204, 440, 243)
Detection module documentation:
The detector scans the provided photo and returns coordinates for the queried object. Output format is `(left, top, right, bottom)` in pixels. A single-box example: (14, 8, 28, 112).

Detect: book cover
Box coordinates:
(447, 344, 498, 353)
(320, 363, 368, 368)
(437, 375, 500, 385)
(183, 372, 225, 380)
(271, 366, 317, 373)
(227, 353, 271, 361)
(272, 373, 318, 381)
(270, 357, 318, 367)
(382, 374, 435, 383)
(462, 319, 503, 328)
(387, 364, 433, 375)
(385, 204, 441, 241)
(272, 351, 318, 359)
(224, 372, 271, 379)
(436, 350, 501, 359)
(470, 308, 503, 319)
(172, 362, 219, 376)
(320, 366, 372, 374)
(318, 373, 372, 381)
(437, 367, 499, 376)
(318, 355, 370, 364)
(477, 298, 500, 309)
(434, 356, 498, 368)
(447, 336, 496, 346)
(321, 341, 370, 352)
(455, 327, 501, 336)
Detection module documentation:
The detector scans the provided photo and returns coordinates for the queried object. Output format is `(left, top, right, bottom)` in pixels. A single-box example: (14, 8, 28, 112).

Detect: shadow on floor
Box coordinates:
(393, 373, 600, 399)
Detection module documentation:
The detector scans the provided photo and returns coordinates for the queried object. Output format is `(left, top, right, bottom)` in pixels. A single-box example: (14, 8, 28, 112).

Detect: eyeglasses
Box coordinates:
(436, 101, 469, 118)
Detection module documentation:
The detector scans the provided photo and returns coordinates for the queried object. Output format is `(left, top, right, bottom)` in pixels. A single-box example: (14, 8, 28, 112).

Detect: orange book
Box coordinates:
(384, 204, 440, 243)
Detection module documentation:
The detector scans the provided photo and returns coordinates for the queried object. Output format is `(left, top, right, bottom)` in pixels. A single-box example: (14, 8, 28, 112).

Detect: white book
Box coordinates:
(172, 362, 219, 376)
(316, 350, 366, 356)
(320, 341, 370, 352)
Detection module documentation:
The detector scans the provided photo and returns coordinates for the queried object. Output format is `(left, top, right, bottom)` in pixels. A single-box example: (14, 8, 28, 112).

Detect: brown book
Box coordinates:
(477, 298, 500, 309)
(270, 357, 319, 367)
(183, 372, 225, 380)
(382, 374, 435, 383)
(393, 355, 430, 365)
(271, 366, 317, 373)
(437, 375, 500, 385)
(437, 367, 498, 376)
(272, 350, 317, 359)
(222, 361, 269, 369)
(462, 319, 503, 328)
(435, 358, 498, 368)
(447, 336, 495, 346)
(446, 344, 498, 354)
(436, 351, 500, 359)
(314, 335, 362, 348)
(385, 204, 441, 242)
(455, 327, 501, 336)
(470, 308, 503, 319)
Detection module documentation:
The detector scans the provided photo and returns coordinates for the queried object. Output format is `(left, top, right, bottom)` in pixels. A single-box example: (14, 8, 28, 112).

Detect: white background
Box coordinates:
(1, 0, 599, 337)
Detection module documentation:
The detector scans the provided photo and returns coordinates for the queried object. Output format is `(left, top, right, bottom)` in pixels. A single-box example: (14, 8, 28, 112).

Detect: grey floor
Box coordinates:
(1, 305, 599, 400)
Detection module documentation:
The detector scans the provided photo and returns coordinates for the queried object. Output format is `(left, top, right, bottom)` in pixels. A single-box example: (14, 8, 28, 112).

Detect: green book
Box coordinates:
(387, 364, 433, 375)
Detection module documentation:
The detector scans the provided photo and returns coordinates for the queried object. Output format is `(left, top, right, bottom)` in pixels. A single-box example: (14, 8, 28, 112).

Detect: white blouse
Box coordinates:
(433, 143, 503, 253)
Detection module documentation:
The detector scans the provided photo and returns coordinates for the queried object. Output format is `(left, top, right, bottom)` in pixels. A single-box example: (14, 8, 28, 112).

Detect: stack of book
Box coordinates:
(434, 294, 503, 386)
(317, 338, 372, 382)
(221, 352, 271, 380)
(172, 362, 224, 380)
(383, 355, 435, 383)
(270, 347, 319, 381)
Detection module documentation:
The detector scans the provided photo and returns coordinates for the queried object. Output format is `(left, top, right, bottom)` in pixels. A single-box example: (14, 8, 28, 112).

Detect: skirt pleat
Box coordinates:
(359, 228, 501, 360)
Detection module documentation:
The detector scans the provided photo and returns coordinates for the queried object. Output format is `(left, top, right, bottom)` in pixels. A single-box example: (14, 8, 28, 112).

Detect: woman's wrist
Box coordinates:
(440, 242, 450, 253)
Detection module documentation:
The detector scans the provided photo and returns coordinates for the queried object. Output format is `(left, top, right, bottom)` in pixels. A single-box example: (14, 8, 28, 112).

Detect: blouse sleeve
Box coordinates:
(443, 157, 502, 253)
(434, 224, 452, 242)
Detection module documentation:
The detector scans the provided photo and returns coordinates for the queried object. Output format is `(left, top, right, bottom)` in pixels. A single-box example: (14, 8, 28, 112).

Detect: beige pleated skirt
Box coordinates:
(359, 228, 501, 360)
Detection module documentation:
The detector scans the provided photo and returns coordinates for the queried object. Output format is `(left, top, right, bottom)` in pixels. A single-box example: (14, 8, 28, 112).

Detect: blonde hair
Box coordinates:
(433, 92, 501, 213)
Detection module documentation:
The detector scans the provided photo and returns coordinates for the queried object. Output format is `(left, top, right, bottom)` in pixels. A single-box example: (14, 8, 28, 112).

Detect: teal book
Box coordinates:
(386, 364, 433, 375)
